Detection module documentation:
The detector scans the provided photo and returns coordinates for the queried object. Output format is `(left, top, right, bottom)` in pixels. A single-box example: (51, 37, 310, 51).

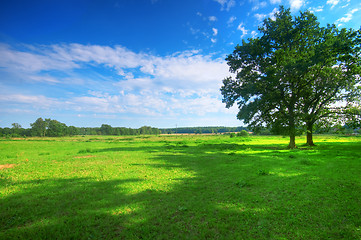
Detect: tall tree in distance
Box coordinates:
(220, 6, 361, 148)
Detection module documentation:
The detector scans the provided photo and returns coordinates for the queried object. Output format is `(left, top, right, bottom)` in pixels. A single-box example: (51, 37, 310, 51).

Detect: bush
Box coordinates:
(237, 130, 249, 137)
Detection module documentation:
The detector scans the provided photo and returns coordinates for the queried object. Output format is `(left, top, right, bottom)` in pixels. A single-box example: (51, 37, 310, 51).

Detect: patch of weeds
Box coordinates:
(228, 152, 236, 156)
(289, 154, 296, 159)
(175, 141, 189, 146)
(258, 169, 270, 176)
(177, 206, 188, 212)
(38, 152, 50, 156)
(299, 159, 316, 166)
(78, 148, 95, 154)
(235, 179, 251, 188)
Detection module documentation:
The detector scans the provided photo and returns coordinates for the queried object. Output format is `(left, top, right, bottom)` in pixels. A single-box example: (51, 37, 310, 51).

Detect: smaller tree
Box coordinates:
(30, 118, 47, 137)
(100, 124, 113, 135)
(46, 119, 67, 137)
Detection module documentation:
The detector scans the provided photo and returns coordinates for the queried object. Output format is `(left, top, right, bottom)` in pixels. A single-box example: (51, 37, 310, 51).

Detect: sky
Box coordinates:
(0, 0, 360, 128)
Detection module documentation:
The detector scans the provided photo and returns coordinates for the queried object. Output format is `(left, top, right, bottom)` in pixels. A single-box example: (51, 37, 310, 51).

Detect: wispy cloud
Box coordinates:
(0, 94, 61, 109)
(251, 1, 268, 11)
(270, 0, 282, 4)
(212, 28, 218, 36)
(335, 7, 360, 26)
(237, 22, 248, 38)
(308, 5, 324, 13)
(289, 0, 305, 11)
(255, 7, 278, 22)
(213, 0, 236, 11)
(227, 16, 237, 26)
(326, 0, 340, 9)
(209, 16, 218, 22)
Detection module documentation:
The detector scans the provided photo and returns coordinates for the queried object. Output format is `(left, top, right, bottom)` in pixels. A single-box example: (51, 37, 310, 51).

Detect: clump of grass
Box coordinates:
(38, 152, 50, 156)
(289, 154, 296, 158)
(299, 159, 315, 165)
(235, 179, 251, 188)
(78, 148, 94, 154)
(258, 169, 270, 176)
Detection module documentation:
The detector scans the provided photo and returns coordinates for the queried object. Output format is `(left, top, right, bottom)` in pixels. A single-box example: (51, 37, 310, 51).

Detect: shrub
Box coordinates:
(237, 130, 249, 137)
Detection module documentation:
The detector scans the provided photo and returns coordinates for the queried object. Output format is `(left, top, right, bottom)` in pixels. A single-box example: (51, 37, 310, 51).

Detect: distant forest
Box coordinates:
(1, 117, 358, 138)
(0, 117, 248, 137)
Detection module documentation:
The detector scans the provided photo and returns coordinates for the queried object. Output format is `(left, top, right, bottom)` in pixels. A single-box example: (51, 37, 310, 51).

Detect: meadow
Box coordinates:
(1, 134, 360, 239)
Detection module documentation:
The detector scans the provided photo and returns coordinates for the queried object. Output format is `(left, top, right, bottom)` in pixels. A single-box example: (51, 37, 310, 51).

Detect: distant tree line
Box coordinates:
(159, 126, 247, 134)
(0, 117, 359, 138)
(0, 118, 161, 137)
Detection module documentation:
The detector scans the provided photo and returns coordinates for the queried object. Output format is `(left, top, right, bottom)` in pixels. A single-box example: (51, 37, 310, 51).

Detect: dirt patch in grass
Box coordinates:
(74, 155, 96, 159)
(0, 164, 16, 170)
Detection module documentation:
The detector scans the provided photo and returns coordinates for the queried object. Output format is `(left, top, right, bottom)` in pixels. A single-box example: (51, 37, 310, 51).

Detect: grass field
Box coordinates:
(1, 134, 361, 239)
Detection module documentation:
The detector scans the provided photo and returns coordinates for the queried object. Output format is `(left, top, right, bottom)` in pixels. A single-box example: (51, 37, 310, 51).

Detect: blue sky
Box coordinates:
(1, 0, 360, 128)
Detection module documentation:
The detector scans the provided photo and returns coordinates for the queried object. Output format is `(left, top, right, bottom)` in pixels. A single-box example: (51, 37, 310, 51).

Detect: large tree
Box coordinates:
(221, 6, 360, 148)
(300, 26, 361, 145)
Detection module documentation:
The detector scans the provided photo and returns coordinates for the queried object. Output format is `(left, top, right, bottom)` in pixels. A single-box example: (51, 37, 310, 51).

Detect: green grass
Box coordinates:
(1, 135, 361, 239)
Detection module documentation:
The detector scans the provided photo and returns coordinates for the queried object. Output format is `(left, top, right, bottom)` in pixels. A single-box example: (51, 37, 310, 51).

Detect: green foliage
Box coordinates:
(237, 130, 249, 137)
(220, 6, 361, 148)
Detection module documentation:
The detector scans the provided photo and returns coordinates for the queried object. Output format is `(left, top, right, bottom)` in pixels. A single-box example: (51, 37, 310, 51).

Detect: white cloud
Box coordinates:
(227, 16, 237, 26)
(326, 0, 340, 9)
(251, 30, 258, 38)
(213, 0, 236, 11)
(255, 7, 278, 22)
(255, 13, 267, 21)
(289, 0, 304, 11)
(209, 16, 218, 22)
(335, 8, 360, 26)
(0, 94, 60, 109)
(237, 22, 248, 38)
(309, 5, 324, 13)
(212, 28, 218, 36)
(270, 0, 282, 4)
(252, 1, 267, 11)
(0, 43, 78, 73)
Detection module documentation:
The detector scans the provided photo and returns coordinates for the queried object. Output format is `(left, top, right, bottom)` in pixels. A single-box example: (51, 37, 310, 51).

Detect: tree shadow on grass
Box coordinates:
(1, 140, 361, 239)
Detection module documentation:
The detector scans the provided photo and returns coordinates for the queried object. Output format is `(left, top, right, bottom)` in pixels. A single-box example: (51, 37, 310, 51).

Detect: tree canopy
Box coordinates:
(221, 6, 361, 148)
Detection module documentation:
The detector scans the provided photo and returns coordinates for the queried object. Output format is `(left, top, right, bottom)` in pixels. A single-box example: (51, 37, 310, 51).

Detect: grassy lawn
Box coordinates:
(1, 135, 360, 239)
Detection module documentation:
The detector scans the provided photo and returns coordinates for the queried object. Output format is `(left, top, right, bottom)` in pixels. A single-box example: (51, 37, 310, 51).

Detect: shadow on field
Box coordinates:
(1, 140, 361, 239)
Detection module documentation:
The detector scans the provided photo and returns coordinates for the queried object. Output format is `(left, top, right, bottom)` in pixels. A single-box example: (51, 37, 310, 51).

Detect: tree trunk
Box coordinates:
(288, 132, 296, 149)
(288, 112, 297, 149)
(306, 122, 315, 146)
